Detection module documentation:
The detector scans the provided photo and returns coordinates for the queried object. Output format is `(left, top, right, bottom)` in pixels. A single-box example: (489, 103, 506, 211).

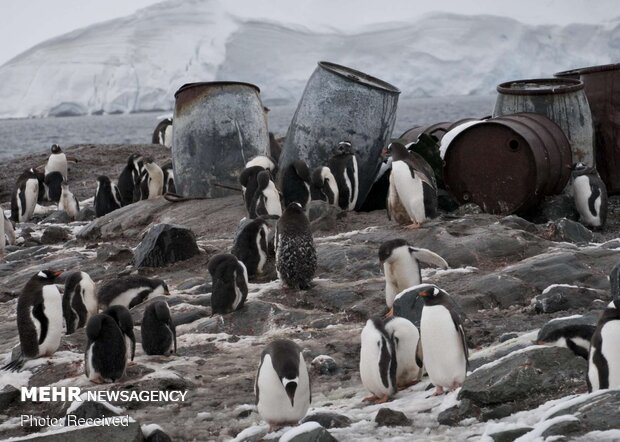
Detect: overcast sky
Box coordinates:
(1, 0, 616, 66)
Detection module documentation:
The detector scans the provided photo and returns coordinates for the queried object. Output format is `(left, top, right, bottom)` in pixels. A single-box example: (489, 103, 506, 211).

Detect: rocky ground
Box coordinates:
(1, 144, 620, 441)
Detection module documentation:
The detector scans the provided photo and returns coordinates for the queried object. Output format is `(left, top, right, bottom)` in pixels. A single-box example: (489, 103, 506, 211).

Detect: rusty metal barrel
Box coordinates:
(443, 113, 572, 215)
(172, 82, 269, 198)
(280, 61, 400, 210)
(493, 78, 594, 167)
(556, 63, 620, 193)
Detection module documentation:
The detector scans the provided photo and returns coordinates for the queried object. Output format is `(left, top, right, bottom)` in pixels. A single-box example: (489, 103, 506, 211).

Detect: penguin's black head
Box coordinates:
(51, 144, 62, 154)
(417, 284, 443, 304)
(378, 238, 409, 263)
(383, 141, 407, 157)
(35, 270, 62, 281)
(336, 141, 352, 155)
(97, 175, 110, 185)
(144, 157, 155, 165)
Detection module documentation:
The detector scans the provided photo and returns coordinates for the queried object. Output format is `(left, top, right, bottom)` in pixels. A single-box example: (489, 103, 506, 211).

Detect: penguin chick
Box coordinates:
(360, 318, 397, 403)
(59, 181, 80, 219)
(207, 254, 249, 314)
(85, 313, 127, 383)
(231, 218, 271, 280)
(311, 166, 339, 206)
(94, 176, 122, 217)
(384, 316, 424, 389)
(140, 157, 164, 199)
(63, 271, 97, 335)
(10, 169, 40, 223)
(255, 339, 311, 432)
(328, 141, 359, 210)
(239, 165, 266, 217)
(571, 162, 607, 229)
(250, 170, 282, 218)
(97, 276, 169, 309)
(276, 203, 316, 290)
(103, 305, 136, 362)
(588, 299, 620, 391)
(141, 301, 176, 356)
(118, 154, 143, 205)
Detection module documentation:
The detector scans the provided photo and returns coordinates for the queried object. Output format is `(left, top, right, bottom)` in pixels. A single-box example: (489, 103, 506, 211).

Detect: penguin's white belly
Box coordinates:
(391, 162, 426, 223)
(573, 176, 600, 226)
(256, 234, 267, 274)
(148, 174, 163, 198)
(108, 287, 151, 308)
(24, 179, 39, 221)
(163, 125, 173, 148)
(394, 336, 422, 385)
(81, 277, 98, 318)
(601, 321, 620, 388)
(421, 305, 466, 388)
(263, 181, 282, 216)
(360, 349, 389, 397)
(60, 194, 79, 218)
(39, 287, 63, 356)
(46, 154, 67, 179)
(125, 335, 133, 360)
(257, 355, 310, 424)
(588, 350, 600, 391)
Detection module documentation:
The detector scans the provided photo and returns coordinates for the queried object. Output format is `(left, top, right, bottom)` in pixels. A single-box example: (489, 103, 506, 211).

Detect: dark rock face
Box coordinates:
(280, 424, 339, 442)
(532, 285, 608, 313)
(302, 412, 352, 429)
(40, 226, 70, 244)
(75, 207, 96, 222)
(0, 385, 20, 410)
(374, 408, 412, 427)
(96, 244, 134, 262)
(487, 427, 533, 442)
(534, 194, 579, 223)
(550, 218, 593, 244)
(42, 211, 72, 224)
(133, 223, 200, 268)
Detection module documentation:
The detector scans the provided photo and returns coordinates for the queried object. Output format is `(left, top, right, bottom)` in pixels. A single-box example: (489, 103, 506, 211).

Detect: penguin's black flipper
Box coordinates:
(449, 308, 469, 368)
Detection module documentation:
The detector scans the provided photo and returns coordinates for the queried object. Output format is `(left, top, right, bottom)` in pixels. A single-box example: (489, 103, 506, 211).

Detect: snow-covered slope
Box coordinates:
(0, 0, 618, 118)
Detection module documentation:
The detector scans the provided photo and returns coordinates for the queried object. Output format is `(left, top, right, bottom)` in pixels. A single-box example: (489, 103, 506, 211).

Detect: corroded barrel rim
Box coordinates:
(497, 78, 583, 95)
(555, 62, 620, 77)
(174, 81, 261, 99)
(318, 61, 401, 94)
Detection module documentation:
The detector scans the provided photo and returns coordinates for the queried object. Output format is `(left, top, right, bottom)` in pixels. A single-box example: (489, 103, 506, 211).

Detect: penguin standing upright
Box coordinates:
(280, 160, 311, 210)
(58, 181, 80, 219)
(94, 176, 123, 217)
(161, 162, 176, 194)
(97, 276, 169, 309)
(250, 170, 282, 218)
(328, 141, 359, 210)
(11, 169, 40, 223)
(84, 313, 127, 383)
(62, 271, 97, 335)
(240, 166, 265, 217)
(207, 254, 249, 314)
(276, 203, 316, 290)
(387, 141, 438, 227)
(360, 318, 397, 403)
(311, 166, 339, 206)
(152, 118, 173, 147)
(255, 339, 311, 431)
(587, 299, 620, 391)
(117, 154, 143, 205)
(44, 172, 64, 202)
(3, 270, 63, 371)
(231, 218, 271, 280)
(141, 300, 176, 356)
(3, 213, 16, 247)
(571, 162, 608, 229)
(379, 238, 448, 316)
(418, 284, 468, 395)
(102, 305, 136, 362)
(384, 316, 423, 389)
(45, 144, 68, 180)
(139, 158, 164, 200)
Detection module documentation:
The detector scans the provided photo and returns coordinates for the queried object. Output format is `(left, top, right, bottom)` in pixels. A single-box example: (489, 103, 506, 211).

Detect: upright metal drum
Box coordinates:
(172, 82, 269, 198)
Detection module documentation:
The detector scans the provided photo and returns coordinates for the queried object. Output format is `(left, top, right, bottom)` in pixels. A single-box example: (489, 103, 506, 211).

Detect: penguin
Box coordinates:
(32, 168, 47, 203)
(571, 162, 608, 229)
(231, 218, 271, 280)
(10, 169, 39, 223)
(2, 270, 63, 371)
(44, 171, 64, 202)
(276, 202, 316, 290)
(45, 144, 68, 180)
(328, 141, 359, 210)
(141, 300, 176, 356)
(379, 238, 448, 317)
(536, 319, 595, 360)
(139, 158, 164, 200)
(587, 299, 620, 391)
(384, 316, 424, 389)
(152, 118, 173, 147)
(311, 166, 339, 206)
(58, 181, 80, 220)
(117, 154, 143, 205)
(250, 170, 282, 218)
(359, 156, 392, 212)
(246, 155, 278, 174)
(418, 284, 468, 395)
(84, 313, 127, 383)
(102, 305, 136, 362)
(3, 213, 16, 247)
(62, 271, 97, 335)
(97, 276, 170, 309)
(360, 318, 398, 403)
(161, 162, 176, 194)
(280, 160, 311, 210)
(255, 339, 311, 431)
(239, 165, 265, 217)
(94, 175, 123, 217)
(387, 141, 438, 227)
(207, 253, 249, 314)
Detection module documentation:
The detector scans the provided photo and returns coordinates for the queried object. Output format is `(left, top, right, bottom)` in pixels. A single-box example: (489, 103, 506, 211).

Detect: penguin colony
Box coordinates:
(1, 122, 618, 437)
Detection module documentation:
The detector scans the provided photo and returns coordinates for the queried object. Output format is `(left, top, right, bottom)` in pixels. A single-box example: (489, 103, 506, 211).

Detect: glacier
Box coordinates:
(0, 0, 619, 118)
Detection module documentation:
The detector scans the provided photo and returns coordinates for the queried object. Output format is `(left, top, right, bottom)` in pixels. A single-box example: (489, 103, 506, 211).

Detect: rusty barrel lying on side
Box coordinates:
(280, 61, 400, 210)
(493, 78, 594, 167)
(556, 63, 620, 193)
(443, 113, 572, 215)
(172, 82, 269, 198)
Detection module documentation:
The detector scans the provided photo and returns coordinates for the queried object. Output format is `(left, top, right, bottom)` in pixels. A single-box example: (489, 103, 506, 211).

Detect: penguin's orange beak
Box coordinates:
(52, 271, 63, 278)
(418, 291, 430, 298)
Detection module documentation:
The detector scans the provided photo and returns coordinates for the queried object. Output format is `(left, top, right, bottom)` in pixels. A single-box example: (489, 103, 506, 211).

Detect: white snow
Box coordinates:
(280, 421, 323, 442)
(0, 369, 32, 389)
(541, 284, 598, 295)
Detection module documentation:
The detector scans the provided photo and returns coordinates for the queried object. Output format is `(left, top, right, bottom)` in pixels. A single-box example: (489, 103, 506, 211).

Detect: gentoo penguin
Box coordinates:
(276, 202, 316, 290)
(152, 118, 173, 147)
(418, 284, 468, 395)
(58, 181, 80, 219)
(384, 317, 424, 389)
(255, 339, 311, 431)
(239, 165, 265, 217)
(10, 169, 39, 223)
(387, 141, 438, 227)
(280, 160, 312, 210)
(359, 156, 392, 212)
(311, 166, 339, 206)
(360, 318, 397, 403)
(379, 238, 448, 316)
(141, 300, 176, 356)
(33, 168, 47, 203)
(207, 254, 249, 314)
(246, 155, 278, 174)
(97, 275, 170, 309)
(161, 162, 176, 194)
(94, 175, 122, 217)
(571, 162, 608, 229)
(84, 313, 126, 383)
(45, 144, 68, 180)
(102, 305, 136, 362)
(250, 170, 282, 218)
(231, 218, 271, 280)
(139, 158, 164, 200)
(588, 299, 620, 391)
(117, 154, 143, 205)
(536, 316, 595, 360)
(2, 270, 63, 371)
(328, 141, 359, 210)
(62, 271, 97, 335)
(44, 171, 64, 202)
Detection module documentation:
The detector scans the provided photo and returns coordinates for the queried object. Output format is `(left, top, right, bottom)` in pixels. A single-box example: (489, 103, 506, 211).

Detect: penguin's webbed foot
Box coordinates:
(405, 222, 422, 230)
(363, 394, 390, 404)
(432, 386, 445, 396)
(384, 307, 394, 319)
